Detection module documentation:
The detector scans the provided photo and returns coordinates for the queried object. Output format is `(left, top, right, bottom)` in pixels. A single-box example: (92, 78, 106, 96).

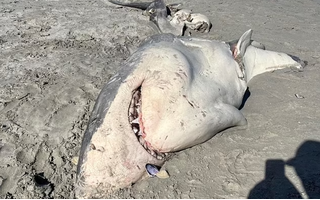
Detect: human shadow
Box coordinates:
(248, 159, 302, 199)
(287, 140, 320, 199)
(248, 140, 320, 199)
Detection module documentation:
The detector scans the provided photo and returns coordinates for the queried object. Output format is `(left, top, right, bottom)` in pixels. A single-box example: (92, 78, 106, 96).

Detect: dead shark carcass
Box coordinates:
(75, 28, 304, 197)
(108, 0, 212, 36)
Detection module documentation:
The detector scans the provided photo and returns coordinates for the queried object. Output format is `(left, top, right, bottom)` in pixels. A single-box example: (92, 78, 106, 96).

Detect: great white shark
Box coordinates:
(75, 29, 304, 198)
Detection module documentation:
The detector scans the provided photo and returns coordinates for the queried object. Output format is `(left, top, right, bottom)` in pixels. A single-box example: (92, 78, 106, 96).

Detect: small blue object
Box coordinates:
(145, 164, 160, 177)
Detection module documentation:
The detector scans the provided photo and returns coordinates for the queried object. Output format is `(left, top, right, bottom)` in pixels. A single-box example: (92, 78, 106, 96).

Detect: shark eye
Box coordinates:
(148, 8, 155, 14)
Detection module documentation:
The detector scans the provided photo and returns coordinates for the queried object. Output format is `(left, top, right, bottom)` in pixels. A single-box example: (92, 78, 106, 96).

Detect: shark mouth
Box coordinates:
(128, 87, 167, 160)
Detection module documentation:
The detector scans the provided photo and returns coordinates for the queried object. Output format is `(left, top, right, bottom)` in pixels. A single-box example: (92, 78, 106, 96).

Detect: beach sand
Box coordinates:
(0, 0, 319, 198)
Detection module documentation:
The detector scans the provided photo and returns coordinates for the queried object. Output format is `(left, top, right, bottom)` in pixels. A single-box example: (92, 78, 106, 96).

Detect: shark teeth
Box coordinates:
(128, 87, 166, 160)
(131, 118, 139, 124)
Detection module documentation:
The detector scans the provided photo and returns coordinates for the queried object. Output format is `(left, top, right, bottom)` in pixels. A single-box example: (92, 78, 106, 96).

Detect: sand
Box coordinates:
(0, 0, 319, 198)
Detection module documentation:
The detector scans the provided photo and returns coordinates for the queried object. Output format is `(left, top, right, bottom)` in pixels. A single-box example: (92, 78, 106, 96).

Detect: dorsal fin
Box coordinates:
(233, 29, 253, 58)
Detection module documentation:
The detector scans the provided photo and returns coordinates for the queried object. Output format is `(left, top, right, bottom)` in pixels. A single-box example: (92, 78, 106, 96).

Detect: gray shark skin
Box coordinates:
(109, 0, 184, 35)
(108, 0, 153, 10)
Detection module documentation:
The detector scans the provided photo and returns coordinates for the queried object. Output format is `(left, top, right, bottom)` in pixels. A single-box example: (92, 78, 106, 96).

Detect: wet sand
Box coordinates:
(0, 0, 319, 198)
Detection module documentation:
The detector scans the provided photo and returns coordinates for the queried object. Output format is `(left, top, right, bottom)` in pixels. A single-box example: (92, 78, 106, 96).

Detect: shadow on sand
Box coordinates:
(248, 140, 320, 199)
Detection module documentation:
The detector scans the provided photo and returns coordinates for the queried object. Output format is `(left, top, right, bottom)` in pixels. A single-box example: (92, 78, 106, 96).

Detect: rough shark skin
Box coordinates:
(75, 30, 304, 198)
(108, 0, 186, 36)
